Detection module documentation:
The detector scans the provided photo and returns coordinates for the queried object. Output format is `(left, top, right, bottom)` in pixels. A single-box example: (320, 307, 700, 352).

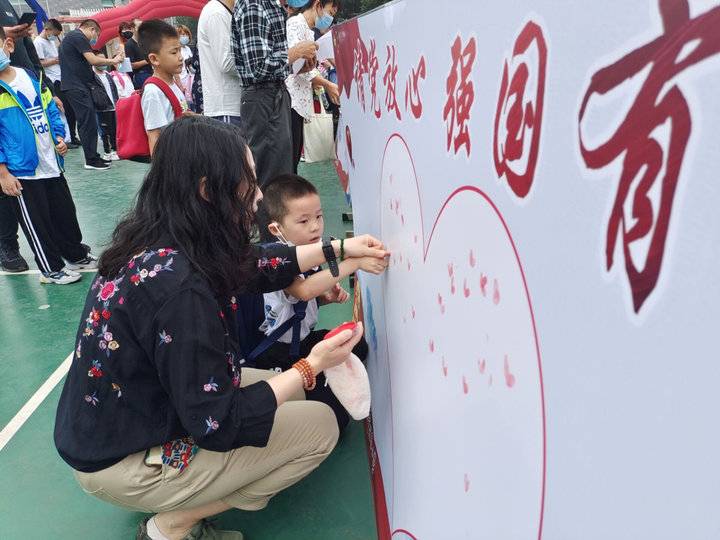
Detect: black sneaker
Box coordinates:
(0, 245, 29, 272)
(84, 158, 110, 170)
(67, 142, 80, 149)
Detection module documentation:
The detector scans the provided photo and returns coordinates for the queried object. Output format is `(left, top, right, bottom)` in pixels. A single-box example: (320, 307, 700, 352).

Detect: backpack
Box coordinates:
(116, 76, 183, 161)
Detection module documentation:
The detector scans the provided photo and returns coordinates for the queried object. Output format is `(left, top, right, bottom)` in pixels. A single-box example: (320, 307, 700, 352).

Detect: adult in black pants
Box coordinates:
(0, 0, 55, 272)
(59, 19, 123, 170)
(232, 0, 317, 240)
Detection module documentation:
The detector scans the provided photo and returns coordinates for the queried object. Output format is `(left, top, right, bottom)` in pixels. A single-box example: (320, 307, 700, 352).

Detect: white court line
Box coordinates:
(0, 269, 97, 276)
(0, 353, 72, 452)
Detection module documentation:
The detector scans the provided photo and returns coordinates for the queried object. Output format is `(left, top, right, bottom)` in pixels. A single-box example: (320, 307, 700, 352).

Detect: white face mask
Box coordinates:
(271, 224, 293, 246)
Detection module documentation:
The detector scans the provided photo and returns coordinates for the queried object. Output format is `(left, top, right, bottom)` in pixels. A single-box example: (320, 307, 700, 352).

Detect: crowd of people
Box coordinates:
(2, 2, 389, 539)
(0, 0, 340, 280)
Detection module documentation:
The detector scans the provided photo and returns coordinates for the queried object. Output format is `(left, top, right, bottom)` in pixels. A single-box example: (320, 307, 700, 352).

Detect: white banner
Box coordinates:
(333, 1, 720, 538)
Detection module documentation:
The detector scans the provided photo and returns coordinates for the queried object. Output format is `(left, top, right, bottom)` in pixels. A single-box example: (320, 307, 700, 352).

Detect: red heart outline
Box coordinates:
(373, 133, 547, 540)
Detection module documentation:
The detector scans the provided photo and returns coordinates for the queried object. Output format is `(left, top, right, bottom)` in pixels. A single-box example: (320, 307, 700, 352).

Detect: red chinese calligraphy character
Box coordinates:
(579, 0, 720, 313)
(368, 40, 381, 118)
(443, 36, 476, 156)
(383, 44, 401, 121)
(493, 21, 547, 199)
(353, 40, 367, 112)
(404, 56, 427, 119)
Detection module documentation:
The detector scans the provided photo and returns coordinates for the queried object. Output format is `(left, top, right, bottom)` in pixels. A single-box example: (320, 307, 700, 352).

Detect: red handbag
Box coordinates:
(116, 77, 183, 161)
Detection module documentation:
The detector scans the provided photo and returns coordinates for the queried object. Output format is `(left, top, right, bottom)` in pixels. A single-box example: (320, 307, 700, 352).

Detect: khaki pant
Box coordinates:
(74, 368, 339, 513)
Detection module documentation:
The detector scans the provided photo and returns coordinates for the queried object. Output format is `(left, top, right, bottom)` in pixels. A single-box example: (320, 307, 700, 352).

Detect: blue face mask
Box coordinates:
(179, 36, 190, 46)
(0, 48, 10, 71)
(315, 12, 334, 31)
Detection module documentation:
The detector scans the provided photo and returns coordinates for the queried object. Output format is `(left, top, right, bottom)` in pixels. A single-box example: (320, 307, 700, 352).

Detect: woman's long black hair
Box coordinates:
(98, 116, 258, 297)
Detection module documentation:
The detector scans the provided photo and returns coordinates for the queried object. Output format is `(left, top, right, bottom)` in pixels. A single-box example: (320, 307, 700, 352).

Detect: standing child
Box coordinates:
(109, 67, 134, 99)
(137, 20, 188, 156)
(0, 28, 96, 284)
(92, 52, 120, 161)
(254, 174, 388, 430)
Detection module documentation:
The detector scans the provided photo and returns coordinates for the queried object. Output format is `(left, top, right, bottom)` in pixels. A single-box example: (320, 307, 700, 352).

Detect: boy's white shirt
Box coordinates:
(260, 270, 320, 344)
(140, 80, 188, 130)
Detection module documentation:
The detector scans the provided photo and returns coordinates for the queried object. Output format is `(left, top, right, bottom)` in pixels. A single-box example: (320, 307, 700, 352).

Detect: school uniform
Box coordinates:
(0, 68, 88, 274)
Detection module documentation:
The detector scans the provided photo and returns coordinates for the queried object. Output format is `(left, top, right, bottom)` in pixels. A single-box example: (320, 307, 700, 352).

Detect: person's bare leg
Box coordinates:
(153, 499, 233, 540)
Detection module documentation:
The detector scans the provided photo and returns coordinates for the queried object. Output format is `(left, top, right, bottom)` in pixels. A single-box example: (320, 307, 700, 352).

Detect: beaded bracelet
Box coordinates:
(292, 358, 317, 391)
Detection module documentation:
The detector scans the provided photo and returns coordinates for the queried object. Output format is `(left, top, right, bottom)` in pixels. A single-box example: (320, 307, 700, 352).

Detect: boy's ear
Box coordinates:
(4, 38, 16, 55)
(198, 177, 209, 202)
(147, 51, 159, 68)
(267, 222, 282, 238)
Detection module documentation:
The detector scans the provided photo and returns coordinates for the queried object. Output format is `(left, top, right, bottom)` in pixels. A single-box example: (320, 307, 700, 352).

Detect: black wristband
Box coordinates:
(322, 238, 340, 277)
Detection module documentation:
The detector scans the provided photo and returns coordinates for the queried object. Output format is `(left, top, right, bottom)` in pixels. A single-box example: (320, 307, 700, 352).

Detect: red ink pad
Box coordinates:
(324, 322, 358, 340)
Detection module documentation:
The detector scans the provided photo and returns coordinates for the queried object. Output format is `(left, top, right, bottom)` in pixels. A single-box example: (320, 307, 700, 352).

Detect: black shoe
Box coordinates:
(71, 139, 81, 146)
(84, 158, 110, 170)
(67, 142, 80, 149)
(0, 245, 29, 272)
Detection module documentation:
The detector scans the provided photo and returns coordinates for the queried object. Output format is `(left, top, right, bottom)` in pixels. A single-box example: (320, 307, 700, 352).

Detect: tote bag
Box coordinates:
(303, 98, 335, 163)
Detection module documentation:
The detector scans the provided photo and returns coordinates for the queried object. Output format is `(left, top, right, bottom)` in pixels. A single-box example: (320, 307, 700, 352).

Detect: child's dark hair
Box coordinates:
(0, 26, 5, 40)
(263, 174, 319, 223)
(99, 116, 259, 297)
(137, 19, 178, 57)
(118, 21, 134, 34)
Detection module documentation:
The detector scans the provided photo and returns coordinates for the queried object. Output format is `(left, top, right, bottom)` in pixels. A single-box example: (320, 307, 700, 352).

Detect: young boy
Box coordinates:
(92, 51, 120, 161)
(255, 174, 388, 429)
(0, 27, 96, 284)
(137, 20, 188, 156)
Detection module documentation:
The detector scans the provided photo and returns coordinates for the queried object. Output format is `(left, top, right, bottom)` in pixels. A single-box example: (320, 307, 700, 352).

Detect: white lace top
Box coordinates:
(285, 14, 320, 119)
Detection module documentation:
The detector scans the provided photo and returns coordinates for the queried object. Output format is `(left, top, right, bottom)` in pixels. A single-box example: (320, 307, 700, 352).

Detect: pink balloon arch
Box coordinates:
(58, 0, 208, 48)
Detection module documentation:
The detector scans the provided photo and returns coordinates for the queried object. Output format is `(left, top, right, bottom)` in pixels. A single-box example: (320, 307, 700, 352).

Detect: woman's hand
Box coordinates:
(325, 81, 340, 105)
(307, 323, 364, 373)
(343, 235, 388, 260)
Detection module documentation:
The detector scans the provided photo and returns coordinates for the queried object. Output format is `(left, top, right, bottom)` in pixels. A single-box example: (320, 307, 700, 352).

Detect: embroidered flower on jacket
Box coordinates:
(203, 377, 219, 392)
(98, 324, 120, 357)
(88, 360, 103, 378)
(84, 392, 99, 406)
(257, 256, 291, 270)
(158, 331, 172, 345)
(129, 251, 176, 286)
(226, 352, 241, 388)
(111, 383, 122, 398)
(230, 296, 238, 311)
(97, 277, 123, 303)
(205, 416, 220, 434)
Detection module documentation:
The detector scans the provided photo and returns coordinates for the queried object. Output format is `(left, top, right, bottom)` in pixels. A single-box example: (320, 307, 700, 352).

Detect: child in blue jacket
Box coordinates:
(0, 28, 95, 284)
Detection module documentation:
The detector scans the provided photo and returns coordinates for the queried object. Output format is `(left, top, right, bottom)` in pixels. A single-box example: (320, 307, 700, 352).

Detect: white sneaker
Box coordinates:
(63, 267, 81, 277)
(40, 270, 82, 285)
(102, 152, 113, 161)
(65, 253, 98, 271)
(109, 151, 120, 161)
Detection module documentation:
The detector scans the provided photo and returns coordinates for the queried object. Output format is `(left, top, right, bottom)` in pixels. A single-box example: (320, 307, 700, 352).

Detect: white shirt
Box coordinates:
(9, 69, 60, 180)
(197, 0, 242, 117)
(260, 273, 320, 344)
(110, 71, 134, 99)
(285, 14, 320, 119)
(141, 81, 187, 131)
(33, 35, 62, 83)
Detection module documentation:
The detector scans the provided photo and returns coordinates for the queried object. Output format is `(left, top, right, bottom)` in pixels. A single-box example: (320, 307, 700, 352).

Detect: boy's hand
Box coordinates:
(0, 170, 22, 197)
(358, 255, 389, 275)
(55, 137, 67, 157)
(323, 284, 350, 304)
